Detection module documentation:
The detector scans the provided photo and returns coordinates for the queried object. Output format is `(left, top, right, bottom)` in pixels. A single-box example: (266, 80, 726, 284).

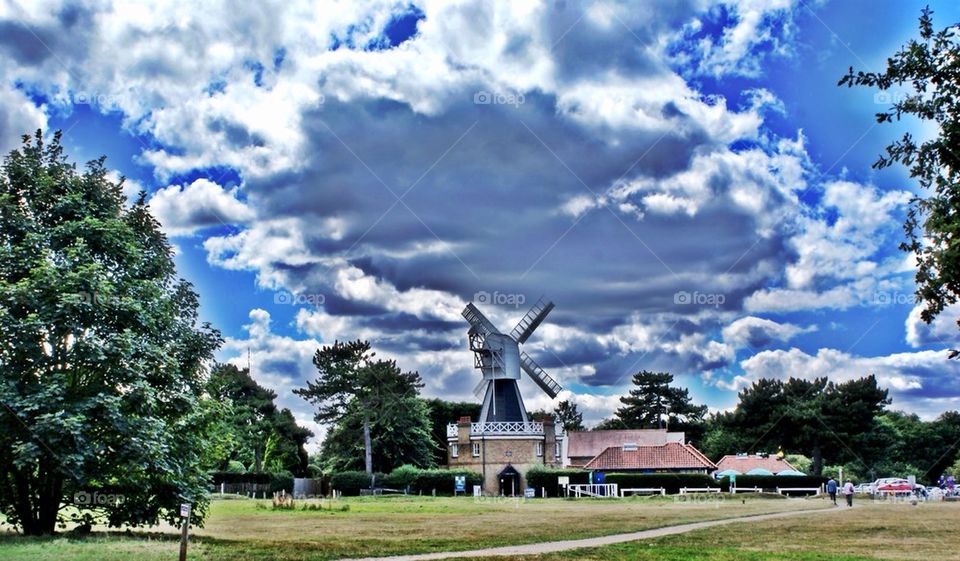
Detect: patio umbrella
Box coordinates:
(715, 469, 742, 477)
(746, 468, 774, 475)
(776, 469, 806, 476)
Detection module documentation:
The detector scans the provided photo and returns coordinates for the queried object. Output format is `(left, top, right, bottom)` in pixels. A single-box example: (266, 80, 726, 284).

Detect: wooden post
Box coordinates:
(179, 503, 191, 561)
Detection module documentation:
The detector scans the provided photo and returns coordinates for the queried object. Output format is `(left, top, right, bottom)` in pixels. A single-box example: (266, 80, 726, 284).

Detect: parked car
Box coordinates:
(853, 483, 872, 494)
(872, 478, 912, 494)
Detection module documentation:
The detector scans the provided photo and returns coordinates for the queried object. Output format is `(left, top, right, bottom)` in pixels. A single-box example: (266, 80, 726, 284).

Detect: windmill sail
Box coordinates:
(510, 299, 554, 344)
(463, 302, 501, 335)
(519, 351, 562, 399)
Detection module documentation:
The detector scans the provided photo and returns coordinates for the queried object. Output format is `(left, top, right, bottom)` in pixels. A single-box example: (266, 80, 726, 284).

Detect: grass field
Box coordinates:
(4, 495, 954, 561)
(0, 494, 830, 560)
(453, 501, 960, 561)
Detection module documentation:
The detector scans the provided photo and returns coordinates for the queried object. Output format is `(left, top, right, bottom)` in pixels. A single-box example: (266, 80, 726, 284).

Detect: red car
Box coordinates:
(873, 478, 913, 494)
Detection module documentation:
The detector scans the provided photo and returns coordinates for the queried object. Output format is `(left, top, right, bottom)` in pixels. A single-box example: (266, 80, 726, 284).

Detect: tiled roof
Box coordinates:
(566, 429, 685, 459)
(583, 442, 717, 471)
(715, 455, 798, 473)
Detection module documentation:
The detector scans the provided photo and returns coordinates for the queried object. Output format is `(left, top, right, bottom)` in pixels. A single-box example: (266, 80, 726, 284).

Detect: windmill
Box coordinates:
(462, 298, 562, 423)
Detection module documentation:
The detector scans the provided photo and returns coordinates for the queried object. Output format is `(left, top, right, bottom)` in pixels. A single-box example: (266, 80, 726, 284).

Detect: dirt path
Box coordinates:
(340, 504, 847, 561)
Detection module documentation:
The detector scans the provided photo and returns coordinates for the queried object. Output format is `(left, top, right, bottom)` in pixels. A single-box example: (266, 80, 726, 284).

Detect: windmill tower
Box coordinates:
(462, 298, 562, 423)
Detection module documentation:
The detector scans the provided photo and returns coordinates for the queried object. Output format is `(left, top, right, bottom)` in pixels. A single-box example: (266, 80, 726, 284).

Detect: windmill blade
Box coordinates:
(519, 350, 562, 399)
(510, 298, 555, 344)
(473, 379, 487, 400)
(462, 302, 501, 335)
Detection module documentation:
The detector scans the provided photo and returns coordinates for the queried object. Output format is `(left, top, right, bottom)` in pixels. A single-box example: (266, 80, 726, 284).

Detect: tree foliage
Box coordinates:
(296, 341, 433, 475)
(206, 363, 312, 475)
(840, 7, 960, 349)
(613, 371, 708, 443)
(554, 399, 585, 432)
(423, 398, 479, 466)
(0, 131, 222, 534)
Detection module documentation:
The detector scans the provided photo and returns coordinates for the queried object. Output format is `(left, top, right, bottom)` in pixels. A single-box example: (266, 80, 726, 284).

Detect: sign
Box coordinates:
(454, 475, 466, 493)
(557, 476, 570, 486)
(179, 503, 191, 518)
(524, 487, 535, 499)
(473, 485, 482, 497)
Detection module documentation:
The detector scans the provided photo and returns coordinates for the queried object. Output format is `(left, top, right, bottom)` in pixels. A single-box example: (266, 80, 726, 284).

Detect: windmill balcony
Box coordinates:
(446, 421, 563, 438)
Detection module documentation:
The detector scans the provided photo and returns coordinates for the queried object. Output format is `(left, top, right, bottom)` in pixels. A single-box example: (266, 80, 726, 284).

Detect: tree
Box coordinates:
(710, 376, 889, 475)
(0, 131, 222, 535)
(423, 398, 480, 466)
(554, 399, 584, 432)
(840, 7, 960, 350)
(295, 341, 432, 477)
(614, 371, 708, 442)
(207, 363, 279, 473)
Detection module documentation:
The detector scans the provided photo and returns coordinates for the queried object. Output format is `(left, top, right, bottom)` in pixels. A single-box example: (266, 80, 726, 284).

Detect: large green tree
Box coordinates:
(206, 363, 312, 475)
(709, 376, 889, 475)
(613, 371, 708, 443)
(0, 131, 222, 535)
(554, 399, 585, 432)
(295, 341, 433, 476)
(423, 398, 480, 466)
(840, 7, 960, 349)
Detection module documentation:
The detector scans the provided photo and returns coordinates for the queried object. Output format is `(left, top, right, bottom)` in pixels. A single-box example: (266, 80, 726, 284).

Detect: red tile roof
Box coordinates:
(583, 442, 717, 471)
(715, 455, 798, 474)
(566, 429, 685, 460)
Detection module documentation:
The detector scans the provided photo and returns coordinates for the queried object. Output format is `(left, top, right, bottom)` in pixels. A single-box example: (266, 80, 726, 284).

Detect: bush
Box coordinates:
(210, 471, 270, 485)
(269, 471, 295, 494)
(718, 475, 826, 492)
(384, 465, 421, 490)
(410, 469, 482, 495)
(525, 467, 590, 497)
(604, 473, 719, 494)
(225, 460, 246, 474)
(330, 471, 379, 496)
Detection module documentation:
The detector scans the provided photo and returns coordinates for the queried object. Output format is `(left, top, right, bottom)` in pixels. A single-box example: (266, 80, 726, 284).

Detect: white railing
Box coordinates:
(447, 421, 563, 437)
(569, 484, 619, 498)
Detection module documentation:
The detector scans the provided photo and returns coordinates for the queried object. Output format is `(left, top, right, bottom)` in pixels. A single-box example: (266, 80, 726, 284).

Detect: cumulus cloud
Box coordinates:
(149, 178, 254, 236)
(722, 316, 815, 349)
(906, 304, 960, 348)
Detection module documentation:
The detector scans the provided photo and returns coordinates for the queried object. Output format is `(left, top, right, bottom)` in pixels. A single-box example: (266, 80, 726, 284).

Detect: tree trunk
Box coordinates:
(362, 415, 373, 477)
(812, 445, 823, 476)
(254, 441, 263, 473)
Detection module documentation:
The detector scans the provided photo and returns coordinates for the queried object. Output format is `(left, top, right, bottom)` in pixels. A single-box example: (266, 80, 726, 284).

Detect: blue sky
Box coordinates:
(3, 0, 959, 447)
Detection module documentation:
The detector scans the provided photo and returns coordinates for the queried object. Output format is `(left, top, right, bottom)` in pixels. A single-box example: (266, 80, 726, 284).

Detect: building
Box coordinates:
(446, 415, 562, 495)
(582, 441, 716, 474)
(714, 453, 801, 475)
(564, 429, 685, 467)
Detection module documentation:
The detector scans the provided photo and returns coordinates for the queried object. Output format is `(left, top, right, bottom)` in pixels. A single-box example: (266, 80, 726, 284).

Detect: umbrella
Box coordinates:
(776, 469, 806, 476)
(746, 468, 774, 476)
(715, 469, 742, 477)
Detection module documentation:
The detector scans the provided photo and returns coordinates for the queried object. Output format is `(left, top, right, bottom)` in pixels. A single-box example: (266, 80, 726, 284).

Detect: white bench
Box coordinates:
(620, 487, 665, 497)
(680, 487, 721, 494)
(776, 487, 820, 496)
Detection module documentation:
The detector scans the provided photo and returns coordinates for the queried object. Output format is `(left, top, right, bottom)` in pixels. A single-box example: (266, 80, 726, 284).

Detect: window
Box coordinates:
(472, 442, 481, 457)
(555, 442, 561, 458)
(451, 444, 459, 458)
(536, 442, 543, 457)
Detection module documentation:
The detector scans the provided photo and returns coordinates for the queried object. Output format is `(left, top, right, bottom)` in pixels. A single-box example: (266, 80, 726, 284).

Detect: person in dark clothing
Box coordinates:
(826, 478, 838, 505)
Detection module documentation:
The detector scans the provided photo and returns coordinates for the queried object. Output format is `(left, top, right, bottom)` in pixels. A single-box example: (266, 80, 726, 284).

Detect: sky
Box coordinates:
(3, 0, 960, 450)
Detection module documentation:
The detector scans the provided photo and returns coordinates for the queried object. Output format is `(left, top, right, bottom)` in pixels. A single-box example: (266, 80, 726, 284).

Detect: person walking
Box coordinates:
(826, 477, 838, 505)
(842, 480, 855, 507)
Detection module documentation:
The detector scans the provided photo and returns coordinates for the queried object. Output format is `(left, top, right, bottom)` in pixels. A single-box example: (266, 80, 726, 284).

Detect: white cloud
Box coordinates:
(149, 178, 254, 236)
(722, 316, 815, 349)
(906, 304, 960, 348)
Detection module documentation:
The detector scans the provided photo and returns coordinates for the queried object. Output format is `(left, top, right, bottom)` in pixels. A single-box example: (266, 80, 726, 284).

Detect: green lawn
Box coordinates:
(452, 501, 960, 561)
(0, 494, 831, 560)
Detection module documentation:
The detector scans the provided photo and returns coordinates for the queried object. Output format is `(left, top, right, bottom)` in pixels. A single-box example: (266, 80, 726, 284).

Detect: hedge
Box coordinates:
(718, 475, 826, 491)
(409, 469, 482, 495)
(330, 471, 383, 496)
(525, 467, 590, 497)
(210, 472, 271, 485)
(604, 473, 719, 494)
